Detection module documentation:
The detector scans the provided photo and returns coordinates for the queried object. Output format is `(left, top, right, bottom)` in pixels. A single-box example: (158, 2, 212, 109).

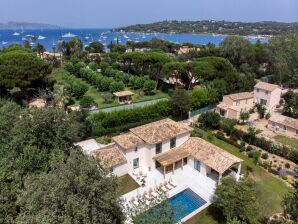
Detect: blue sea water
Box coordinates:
(0, 28, 268, 51)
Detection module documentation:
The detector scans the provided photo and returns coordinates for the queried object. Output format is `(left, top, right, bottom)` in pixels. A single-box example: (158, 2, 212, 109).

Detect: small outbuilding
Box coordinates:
(28, 98, 46, 108)
(113, 91, 134, 104)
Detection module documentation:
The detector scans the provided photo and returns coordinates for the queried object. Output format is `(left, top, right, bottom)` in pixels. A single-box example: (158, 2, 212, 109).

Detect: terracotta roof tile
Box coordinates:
(130, 118, 193, 144)
(269, 114, 298, 130)
(226, 92, 253, 101)
(255, 81, 280, 92)
(91, 143, 127, 168)
(113, 91, 134, 97)
(154, 137, 242, 173)
(112, 132, 144, 149)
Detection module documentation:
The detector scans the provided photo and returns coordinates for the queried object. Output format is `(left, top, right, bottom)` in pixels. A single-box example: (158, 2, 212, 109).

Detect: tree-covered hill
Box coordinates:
(113, 20, 298, 35)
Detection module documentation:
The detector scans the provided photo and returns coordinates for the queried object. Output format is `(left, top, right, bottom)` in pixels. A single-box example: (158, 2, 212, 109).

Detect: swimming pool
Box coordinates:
(169, 188, 207, 222)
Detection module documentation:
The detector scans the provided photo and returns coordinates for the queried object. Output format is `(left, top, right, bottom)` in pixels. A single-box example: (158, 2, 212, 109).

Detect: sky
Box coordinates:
(0, 0, 297, 28)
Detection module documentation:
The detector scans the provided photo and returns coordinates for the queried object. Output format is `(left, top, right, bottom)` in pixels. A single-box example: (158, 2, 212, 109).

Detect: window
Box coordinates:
(133, 158, 139, 169)
(260, 99, 267, 105)
(219, 109, 226, 116)
(256, 88, 259, 92)
(245, 99, 248, 104)
(236, 100, 240, 106)
(183, 157, 188, 165)
(134, 147, 138, 152)
(194, 159, 201, 172)
(156, 143, 162, 154)
(296, 129, 298, 135)
(265, 90, 269, 95)
(283, 125, 287, 131)
(170, 137, 176, 148)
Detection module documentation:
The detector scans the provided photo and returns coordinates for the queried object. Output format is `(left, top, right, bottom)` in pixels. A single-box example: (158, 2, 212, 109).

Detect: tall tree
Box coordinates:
(16, 150, 124, 224)
(0, 45, 52, 100)
(85, 41, 104, 53)
(213, 177, 259, 223)
(169, 88, 191, 119)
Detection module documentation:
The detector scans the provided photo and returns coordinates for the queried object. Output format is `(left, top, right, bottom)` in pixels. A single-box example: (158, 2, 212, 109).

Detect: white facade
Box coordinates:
(115, 132, 190, 175)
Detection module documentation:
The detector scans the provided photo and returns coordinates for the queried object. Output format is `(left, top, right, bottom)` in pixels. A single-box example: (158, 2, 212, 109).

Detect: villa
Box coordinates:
(76, 118, 243, 222)
(268, 114, 298, 139)
(216, 81, 282, 120)
(254, 81, 282, 111)
(216, 92, 254, 120)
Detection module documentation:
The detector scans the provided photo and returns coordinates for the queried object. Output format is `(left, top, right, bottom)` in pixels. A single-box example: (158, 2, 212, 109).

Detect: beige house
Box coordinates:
(254, 81, 282, 111)
(178, 46, 200, 55)
(87, 118, 242, 182)
(113, 91, 134, 104)
(216, 92, 254, 120)
(268, 114, 298, 139)
(28, 98, 46, 108)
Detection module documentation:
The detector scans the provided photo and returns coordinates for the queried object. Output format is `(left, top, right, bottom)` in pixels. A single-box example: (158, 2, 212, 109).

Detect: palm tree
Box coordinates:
(53, 84, 70, 108)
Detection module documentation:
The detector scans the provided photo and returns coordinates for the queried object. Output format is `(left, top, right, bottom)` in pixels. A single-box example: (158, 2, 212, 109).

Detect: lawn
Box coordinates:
(50, 68, 169, 109)
(274, 135, 298, 149)
(186, 130, 291, 224)
(117, 174, 140, 196)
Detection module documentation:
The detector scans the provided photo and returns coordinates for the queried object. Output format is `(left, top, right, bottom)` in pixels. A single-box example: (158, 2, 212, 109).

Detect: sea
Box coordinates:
(0, 28, 269, 51)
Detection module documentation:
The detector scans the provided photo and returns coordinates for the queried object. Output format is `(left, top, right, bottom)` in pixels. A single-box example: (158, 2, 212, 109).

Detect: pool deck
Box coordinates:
(121, 165, 217, 222)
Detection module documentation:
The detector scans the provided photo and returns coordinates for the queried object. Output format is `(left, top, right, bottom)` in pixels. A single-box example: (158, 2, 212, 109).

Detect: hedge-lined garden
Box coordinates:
(88, 101, 171, 136)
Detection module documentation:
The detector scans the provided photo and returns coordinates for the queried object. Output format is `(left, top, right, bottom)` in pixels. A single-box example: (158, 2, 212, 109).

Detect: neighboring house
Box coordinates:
(89, 118, 242, 181)
(268, 114, 298, 139)
(178, 46, 200, 55)
(254, 81, 282, 111)
(216, 92, 254, 120)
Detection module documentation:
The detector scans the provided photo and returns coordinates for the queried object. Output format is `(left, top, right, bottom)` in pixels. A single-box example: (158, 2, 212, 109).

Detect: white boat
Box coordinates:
(1, 41, 8, 45)
(38, 35, 46, 40)
(123, 35, 129, 39)
(26, 34, 34, 37)
(62, 32, 76, 38)
(13, 32, 20, 36)
(22, 37, 27, 41)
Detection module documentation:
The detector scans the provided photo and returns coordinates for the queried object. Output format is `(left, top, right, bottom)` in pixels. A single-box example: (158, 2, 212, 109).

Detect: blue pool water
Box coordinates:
(169, 188, 207, 222)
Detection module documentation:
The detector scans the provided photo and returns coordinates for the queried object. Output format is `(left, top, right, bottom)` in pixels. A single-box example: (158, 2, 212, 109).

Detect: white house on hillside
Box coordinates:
(87, 119, 242, 183)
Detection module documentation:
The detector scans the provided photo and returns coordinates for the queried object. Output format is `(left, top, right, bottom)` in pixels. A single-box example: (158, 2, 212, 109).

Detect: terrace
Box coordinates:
(121, 165, 217, 222)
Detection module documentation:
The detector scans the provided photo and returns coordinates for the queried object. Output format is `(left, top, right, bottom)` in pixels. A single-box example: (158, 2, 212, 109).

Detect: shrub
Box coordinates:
(143, 80, 156, 95)
(282, 176, 288, 180)
(246, 145, 254, 152)
(198, 111, 221, 130)
(89, 101, 171, 136)
(191, 129, 204, 138)
(261, 153, 269, 160)
(262, 160, 270, 169)
(79, 96, 96, 108)
(206, 131, 214, 141)
(268, 168, 279, 175)
(247, 150, 255, 158)
(285, 163, 290, 169)
(109, 81, 125, 93)
(70, 81, 88, 98)
(220, 118, 237, 136)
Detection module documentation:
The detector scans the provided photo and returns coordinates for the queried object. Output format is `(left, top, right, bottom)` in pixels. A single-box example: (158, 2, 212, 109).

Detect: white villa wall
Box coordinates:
(113, 163, 129, 177)
(254, 87, 281, 110)
(117, 132, 191, 173)
(188, 156, 211, 177)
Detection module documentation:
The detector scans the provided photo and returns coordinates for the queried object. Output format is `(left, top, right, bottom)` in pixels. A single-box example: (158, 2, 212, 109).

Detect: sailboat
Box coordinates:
(38, 35, 46, 40)
(62, 32, 76, 38)
(13, 32, 20, 36)
(1, 41, 8, 45)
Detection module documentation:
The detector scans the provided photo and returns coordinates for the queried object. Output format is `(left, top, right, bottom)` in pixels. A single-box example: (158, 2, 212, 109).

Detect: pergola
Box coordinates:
(154, 147, 191, 177)
(113, 91, 134, 104)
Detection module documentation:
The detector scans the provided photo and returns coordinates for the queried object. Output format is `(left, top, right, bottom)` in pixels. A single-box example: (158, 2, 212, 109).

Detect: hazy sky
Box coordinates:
(1, 0, 297, 28)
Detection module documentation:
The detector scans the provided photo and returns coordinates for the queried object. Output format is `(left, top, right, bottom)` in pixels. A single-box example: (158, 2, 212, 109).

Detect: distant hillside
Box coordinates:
(0, 21, 60, 30)
(113, 20, 298, 35)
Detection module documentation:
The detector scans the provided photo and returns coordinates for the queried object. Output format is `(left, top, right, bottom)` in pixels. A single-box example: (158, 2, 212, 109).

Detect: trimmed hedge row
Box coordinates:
(229, 128, 298, 164)
(63, 72, 88, 98)
(88, 101, 171, 136)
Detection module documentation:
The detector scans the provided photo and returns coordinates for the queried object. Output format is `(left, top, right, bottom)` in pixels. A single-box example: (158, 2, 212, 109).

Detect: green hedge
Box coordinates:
(88, 101, 171, 136)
